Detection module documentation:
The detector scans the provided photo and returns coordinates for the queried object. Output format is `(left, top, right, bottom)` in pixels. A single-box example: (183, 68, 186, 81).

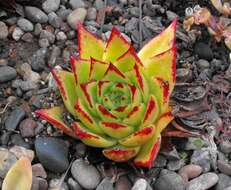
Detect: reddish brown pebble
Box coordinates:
(32, 163, 47, 178)
(19, 118, 37, 137)
(178, 164, 202, 183)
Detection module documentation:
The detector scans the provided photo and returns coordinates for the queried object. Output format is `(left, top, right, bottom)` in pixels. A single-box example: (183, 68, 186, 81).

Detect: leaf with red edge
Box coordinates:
(52, 69, 78, 117)
(103, 146, 140, 162)
(72, 122, 117, 148)
(77, 23, 105, 60)
(103, 27, 131, 63)
(89, 58, 109, 80)
(2, 157, 32, 190)
(133, 136, 161, 168)
(35, 107, 75, 137)
(138, 19, 177, 63)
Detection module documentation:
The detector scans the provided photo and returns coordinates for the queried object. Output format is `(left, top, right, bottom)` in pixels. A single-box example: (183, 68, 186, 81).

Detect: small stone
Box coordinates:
(10, 134, 30, 149)
(219, 140, 231, 154)
(178, 164, 203, 183)
(9, 145, 34, 162)
(5, 107, 26, 131)
(190, 149, 211, 172)
(215, 174, 231, 190)
(67, 178, 82, 190)
(32, 163, 47, 178)
(186, 172, 218, 190)
(40, 30, 55, 44)
(30, 48, 48, 72)
(17, 18, 34, 32)
(0, 66, 17, 83)
(94, 0, 104, 9)
(154, 170, 185, 190)
(115, 176, 132, 190)
(0, 21, 8, 39)
(161, 147, 180, 160)
(12, 79, 38, 91)
(32, 176, 39, 190)
(129, 7, 139, 17)
(48, 12, 62, 28)
(166, 10, 178, 21)
(67, 8, 87, 29)
(131, 178, 150, 190)
(153, 155, 167, 168)
(25, 6, 48, 23)
(21, 32, 34, 43)
(57, 6, 72, 20)
(217, 160, 231, 175)
(86, 7, 97, 20)
(49, 178, 68, 190)
(48, 46, 61, 66)
(184, 137, 206, 150)
(176, 68, 193, 83)
(167, 159, 185, 171)
(74, 142, 87, 157)
(19, 118, 37, 137)
(96, 178, 114, 190)
(35, 137, 69, 173)
(42, 0, 60, 13)
(37, 177, 48, 190)
(71, 159, 101, 189)
(34, 23, 43, 36)
(39, 38, 50, 48)
(196, 59, 210, 71)
(194, 43, 213, 61)
(0, 148, 17, 178)
(69, 0, 85, 9)
(12, 27, 24, 41)
(56, 31, 67, 41)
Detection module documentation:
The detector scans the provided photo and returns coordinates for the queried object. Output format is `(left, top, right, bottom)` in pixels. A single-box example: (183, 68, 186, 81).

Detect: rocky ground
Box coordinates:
(0, 0, 231, 189)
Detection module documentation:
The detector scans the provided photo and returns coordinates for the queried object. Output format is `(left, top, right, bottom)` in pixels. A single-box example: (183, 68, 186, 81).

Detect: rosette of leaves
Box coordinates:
(36, 20, 177, 168)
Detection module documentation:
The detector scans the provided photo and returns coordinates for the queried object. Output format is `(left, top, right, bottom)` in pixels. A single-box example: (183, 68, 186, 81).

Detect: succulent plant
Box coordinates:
(36, 20, 177, 168)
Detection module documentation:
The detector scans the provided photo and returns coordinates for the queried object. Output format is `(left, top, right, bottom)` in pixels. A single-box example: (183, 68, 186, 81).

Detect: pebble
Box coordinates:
(40, 30, 55, 44)
(34, 23, 43, 36)
(215, 174, 231, 190)
(176, 68, 192, 83)
(86, 7, 97, 20)
(12, 79, 38, 91)
(184, 137, 206, 150)
(12, 27, 24, 41)
(48, 12, 62, 28)
(32, 176, 40, 190)
(69, 0, 85, 9)
(17, 18, 34, 32)
(217, 160, 231, 175)
(32, 163, 47, 178)
(166, 10, 178, 21)
(115, 176, 132, 190)
(39, 38, 50, 48)
(96, 178, 114, 190)
(219, 140, 231, 154)
(19, 118, 37, 137)
(186, 172, 218, 190)
(154, 155, 167, 168)
(0, 66, 17, 83)
(35, 137, 69, 173)
(21, 32, 34, 43)
(49, 178, 68, 190)
(194, 42, 213, 61)
(68, 178, 83, 190)
(10, 134, 30, 149)
(167, 159, 185, 171)
(190, 149, 211, 172)
(131, 178, 151, 190)
(25, 6, 48, 23)
(9, 146, 34, 162)
(37, 177, 48, 189)
(57, 6, 72, 20)
(30, 48, 48, 71)
(94, 0, 104, 9)
(5, 107, 26, 131)
(71, 159, 101, 189)
(0, 148, 17, 178)
(48, 46, 61, 66)
(67, 8, 87, 29)
(196, 59, 210, 71)
(42, 0, 60, 14)
(178, 164, 203, 183)
(154, 170, 185, 190)
(56, 31, 67, 41)
(0, 21, 8, 39)
(224, 187, 231, 190)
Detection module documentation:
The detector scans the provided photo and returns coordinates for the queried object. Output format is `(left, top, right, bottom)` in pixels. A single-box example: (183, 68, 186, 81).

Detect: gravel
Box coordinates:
(67, 8, 87, 29)
(12, 27, 24, 41)
(0, 21, 8, 39)
(42, 0, 60, 13)
(17, 18, 34, 32)
(0, 66, 17, 83)
(25, 6, 48, 23)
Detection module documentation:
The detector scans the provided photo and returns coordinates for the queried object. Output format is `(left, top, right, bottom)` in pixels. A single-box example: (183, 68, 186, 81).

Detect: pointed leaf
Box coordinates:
(155, 110, 174, 134)
(119, 125, 155, 147)
(96, 104, 118, 122)
(35, 107, 75, 137)
(103, 146, 140, 162)
(77, 23, 105, 60)
(72, 122, 117, 148)
(138, 19, 177, 63)
(133, 136, 161, 168)
(52, 69, 78, 117)
(100, 121, 134, 139)
(89, 58, 108, 80)
(103, 27, 130, 63)
(2, 157, 32, 190)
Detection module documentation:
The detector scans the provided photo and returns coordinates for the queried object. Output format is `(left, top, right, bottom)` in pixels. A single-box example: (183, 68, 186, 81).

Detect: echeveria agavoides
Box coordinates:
(36, 20, 177, 168)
